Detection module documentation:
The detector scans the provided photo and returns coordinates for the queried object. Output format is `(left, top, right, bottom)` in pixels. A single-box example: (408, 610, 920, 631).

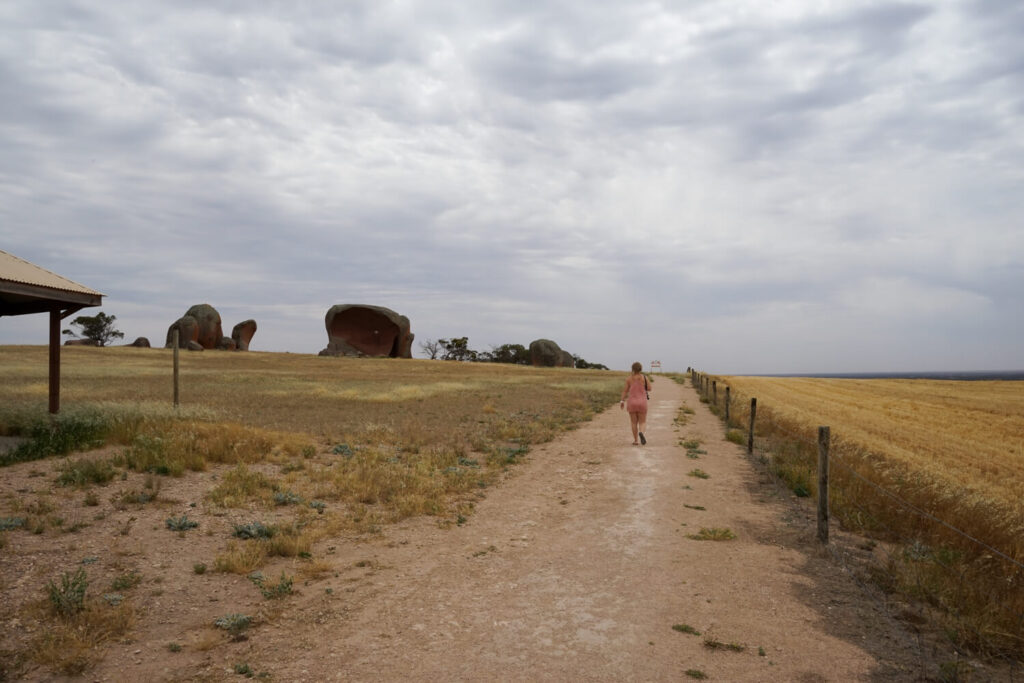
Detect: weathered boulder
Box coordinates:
(184, 304, 223, 349)
(529, 339, 567, 367)
(319, 304, 414, 358)
(165, 315, 199, 349)
(232, 320, 257, 351)
(186, 340, 204, 351)
(128, 337, 151, 348)
(560, 350, 575, 368)
(216, 336, 236, 351)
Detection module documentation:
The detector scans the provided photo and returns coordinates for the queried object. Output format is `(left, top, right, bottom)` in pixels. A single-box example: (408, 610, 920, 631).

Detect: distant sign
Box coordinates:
(650, 360, 662, 372)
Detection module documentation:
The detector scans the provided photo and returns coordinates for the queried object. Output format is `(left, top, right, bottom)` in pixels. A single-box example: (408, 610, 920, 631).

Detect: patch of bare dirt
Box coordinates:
(2, 380, 999, 681)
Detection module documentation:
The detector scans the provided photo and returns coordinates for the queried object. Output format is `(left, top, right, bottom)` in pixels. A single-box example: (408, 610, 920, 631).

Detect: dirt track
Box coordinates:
(38, 377, 944, 681)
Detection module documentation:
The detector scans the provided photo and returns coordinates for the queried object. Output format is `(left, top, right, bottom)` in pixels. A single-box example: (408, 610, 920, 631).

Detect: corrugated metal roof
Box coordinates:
(0, 249, 104, 297)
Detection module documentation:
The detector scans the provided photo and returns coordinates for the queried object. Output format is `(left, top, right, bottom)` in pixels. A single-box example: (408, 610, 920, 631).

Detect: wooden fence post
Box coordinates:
(747, 398, 757, 454)
(712, 380, 717, 407)
(817, 426, 830, 545)
(725, 386, 730, 424)
(172, 329, 180, 408)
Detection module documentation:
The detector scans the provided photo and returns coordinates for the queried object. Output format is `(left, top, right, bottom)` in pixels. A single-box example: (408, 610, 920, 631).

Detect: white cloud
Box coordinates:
(1, 0, 1022, 373)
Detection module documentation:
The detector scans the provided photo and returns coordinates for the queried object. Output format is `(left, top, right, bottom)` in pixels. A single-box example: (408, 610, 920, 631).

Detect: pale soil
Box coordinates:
(1, 380, 984, 681)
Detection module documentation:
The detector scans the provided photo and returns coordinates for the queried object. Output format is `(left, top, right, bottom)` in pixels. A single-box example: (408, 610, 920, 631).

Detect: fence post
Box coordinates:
(817, 426, 830, 545)
(712, 380, 717, 407)
(172, 329, 180, 408)
(725, 386, 730, 424)
(747, 398, 757, 454)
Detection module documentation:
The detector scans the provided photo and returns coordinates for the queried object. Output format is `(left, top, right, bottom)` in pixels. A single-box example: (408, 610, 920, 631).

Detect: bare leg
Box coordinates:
(638, 412, 648, 445)
(629, 412, 640, 444)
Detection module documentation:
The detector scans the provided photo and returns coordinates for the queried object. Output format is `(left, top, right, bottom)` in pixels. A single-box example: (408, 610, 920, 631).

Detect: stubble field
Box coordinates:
(715, 374, 1024, 658)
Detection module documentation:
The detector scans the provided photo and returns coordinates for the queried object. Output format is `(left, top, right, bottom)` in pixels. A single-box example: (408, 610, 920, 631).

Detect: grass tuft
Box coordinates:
(688, 527, 736, 541)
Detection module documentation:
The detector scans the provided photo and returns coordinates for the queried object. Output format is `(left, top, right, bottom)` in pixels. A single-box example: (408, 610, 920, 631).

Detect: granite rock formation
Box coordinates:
(529, 339, 570, 367)
(185, 304, 223, 349)
(166, 305, 254, 351)
(318, 304, 414, 358)
(232, 320, 257, 351)
(128, 337, 151, 348)
(165, 315, 199, 349)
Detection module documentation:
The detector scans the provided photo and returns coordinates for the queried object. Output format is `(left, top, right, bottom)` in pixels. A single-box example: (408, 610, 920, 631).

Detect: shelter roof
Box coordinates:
(0, 249, 104, 316)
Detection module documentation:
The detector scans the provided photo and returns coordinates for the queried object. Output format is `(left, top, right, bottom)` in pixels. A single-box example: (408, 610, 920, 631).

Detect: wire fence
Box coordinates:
(687, 370, 1024, 679)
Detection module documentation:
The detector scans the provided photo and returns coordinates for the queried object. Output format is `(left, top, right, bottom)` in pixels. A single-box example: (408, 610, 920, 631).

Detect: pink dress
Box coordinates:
(626, 376, 648, 414)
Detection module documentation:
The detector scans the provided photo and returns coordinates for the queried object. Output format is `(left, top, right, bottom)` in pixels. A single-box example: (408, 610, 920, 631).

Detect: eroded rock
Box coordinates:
(529, 339, 569, 367)
(319, 304, 414, 358)
(232, 320, 257, 351)
(166, 315, 199, 349)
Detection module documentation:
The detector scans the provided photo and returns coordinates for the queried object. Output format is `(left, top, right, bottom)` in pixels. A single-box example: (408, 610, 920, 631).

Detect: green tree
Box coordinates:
(438, 337, 477, 362)
(62, 311, 124, 347)
(573, 354, 608, 370)
(485, 343, 531, 365)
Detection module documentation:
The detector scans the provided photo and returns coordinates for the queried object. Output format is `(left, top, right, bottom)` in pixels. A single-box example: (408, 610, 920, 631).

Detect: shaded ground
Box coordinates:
(3, 379, 984, 681)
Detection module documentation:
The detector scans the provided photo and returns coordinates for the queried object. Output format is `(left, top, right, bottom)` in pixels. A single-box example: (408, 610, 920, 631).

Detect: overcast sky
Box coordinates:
(1, 1, 1022, 374)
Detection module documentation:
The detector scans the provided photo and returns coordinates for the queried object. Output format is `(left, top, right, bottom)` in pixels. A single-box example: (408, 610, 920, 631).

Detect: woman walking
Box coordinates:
(620, 362, 652, 445)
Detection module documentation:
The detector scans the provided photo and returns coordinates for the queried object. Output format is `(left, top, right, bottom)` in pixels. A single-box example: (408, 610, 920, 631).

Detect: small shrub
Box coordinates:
(56, 458, 117, 487)
(688, 469, 710, 479)
(233, 521, 274, 540)
(688, 527, 736, 541)
(1, 411, 109, 467)
(214, 613, 252, 639)
(725, 429, 746, 445)
(234, 662, 254, 677)
(193, 563, 207, 575)
(248, 571, 293, 599)
(0, 516, 27, 531)
(673, 624, 701, 635)
(110, 570, 142, 591)
(703, 636, 745, 652)
(167, 642, 182, 653)
(47, 568, 88, 617)
(273, 490, 301, 506)
(309, 500, 326, 514)
(165, 515, 199, 531)
(685, 670, 707, 680)
(332, 443, 353, 456)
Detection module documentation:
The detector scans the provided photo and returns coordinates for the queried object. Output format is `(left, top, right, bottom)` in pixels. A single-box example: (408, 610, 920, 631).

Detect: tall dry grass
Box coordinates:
(703, 374, 1024, 660)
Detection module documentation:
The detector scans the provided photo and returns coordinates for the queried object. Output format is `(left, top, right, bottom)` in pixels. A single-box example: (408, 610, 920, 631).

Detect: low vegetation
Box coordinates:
(699, 372, 1024, 660)
(0, 346, 621, 677)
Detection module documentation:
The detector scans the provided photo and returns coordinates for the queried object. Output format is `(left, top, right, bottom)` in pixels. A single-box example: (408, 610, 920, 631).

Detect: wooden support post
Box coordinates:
(725, 386, 731, 423)
(817, 426, 830, 545)
(172, 329, 180, 408)
(747, 398, 757, 454)
(712, 380, 717, 406)
(48, 306, 61, 414)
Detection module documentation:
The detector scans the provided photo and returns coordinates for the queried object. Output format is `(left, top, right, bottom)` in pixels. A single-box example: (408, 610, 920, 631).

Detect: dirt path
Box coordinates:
(159, 378, 922, 682)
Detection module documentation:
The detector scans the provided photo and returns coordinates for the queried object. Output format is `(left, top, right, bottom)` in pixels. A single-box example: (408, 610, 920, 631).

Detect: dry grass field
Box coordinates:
(722, 376, 1024, 514)
(710, 374, 1024, 659)
(0, 345, 621, 677)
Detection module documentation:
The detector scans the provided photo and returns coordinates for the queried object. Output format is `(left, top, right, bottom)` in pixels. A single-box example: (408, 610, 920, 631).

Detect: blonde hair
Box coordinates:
(631, 362, 642, 373)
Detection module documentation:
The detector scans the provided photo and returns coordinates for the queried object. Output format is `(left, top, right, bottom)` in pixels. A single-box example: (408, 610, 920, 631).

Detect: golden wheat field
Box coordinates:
(721, 376, 1024, 512)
